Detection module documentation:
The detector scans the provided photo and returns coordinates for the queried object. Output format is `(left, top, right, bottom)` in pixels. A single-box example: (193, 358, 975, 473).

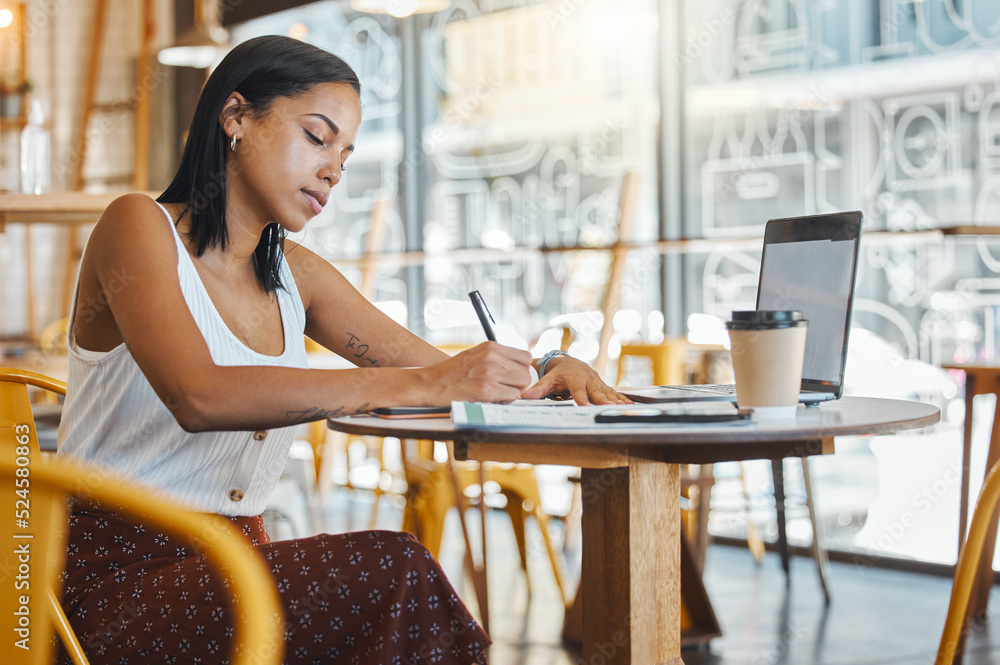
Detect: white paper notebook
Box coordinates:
(450, 401, 754, 429)
(451, 401, 600, 429)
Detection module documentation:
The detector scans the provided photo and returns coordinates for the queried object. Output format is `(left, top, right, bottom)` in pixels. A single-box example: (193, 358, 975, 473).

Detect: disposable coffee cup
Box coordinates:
(725, 310, 808, 420)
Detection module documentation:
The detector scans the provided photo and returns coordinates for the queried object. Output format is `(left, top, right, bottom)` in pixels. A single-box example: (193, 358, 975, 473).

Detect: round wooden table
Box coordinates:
(329, 396, 939, 665)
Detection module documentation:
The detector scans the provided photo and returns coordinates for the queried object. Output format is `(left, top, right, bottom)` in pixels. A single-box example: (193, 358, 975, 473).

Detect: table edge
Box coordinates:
(326, 396, 941, 446)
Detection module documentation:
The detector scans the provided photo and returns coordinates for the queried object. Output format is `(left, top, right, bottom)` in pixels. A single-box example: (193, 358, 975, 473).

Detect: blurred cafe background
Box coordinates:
(3, 0, 1000, 616)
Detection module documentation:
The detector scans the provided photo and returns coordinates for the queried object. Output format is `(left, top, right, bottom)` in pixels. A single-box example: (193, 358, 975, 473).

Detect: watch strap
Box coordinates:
(537, 350, 569, 377)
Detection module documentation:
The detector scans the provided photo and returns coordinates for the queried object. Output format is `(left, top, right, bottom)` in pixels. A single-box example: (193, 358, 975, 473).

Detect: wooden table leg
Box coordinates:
(581, 456, 683, 665)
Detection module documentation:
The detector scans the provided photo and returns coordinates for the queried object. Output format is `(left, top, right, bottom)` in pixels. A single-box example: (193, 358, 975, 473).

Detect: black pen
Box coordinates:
(469, 290, 497, 342)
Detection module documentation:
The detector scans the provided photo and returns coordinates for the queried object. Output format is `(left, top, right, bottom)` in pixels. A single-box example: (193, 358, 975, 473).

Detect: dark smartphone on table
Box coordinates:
(595, 407, 750, 424)
(370, 406, 451, 419)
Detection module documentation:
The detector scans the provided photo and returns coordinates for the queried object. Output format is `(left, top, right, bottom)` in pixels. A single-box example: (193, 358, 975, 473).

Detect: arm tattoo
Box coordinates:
(346, 333, 382, 367)
(286, 403, 373, 424)
(285, 406, 347, 425)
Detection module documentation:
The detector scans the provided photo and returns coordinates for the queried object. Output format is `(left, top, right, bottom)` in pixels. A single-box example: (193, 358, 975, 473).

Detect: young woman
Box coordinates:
(55, 35, 627, 664)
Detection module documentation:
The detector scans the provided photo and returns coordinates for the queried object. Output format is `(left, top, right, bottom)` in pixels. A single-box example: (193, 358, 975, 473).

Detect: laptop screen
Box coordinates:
(755, 212, 863, 397)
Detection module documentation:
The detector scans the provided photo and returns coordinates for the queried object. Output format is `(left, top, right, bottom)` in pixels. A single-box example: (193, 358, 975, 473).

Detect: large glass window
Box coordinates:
(416, 1, 661, 354)
(680, 0, 1000, 566)
(232, 0, 1000, 568)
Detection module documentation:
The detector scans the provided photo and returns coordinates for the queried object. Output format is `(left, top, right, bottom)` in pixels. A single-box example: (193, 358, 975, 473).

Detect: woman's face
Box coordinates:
(231, 81, 362, 233)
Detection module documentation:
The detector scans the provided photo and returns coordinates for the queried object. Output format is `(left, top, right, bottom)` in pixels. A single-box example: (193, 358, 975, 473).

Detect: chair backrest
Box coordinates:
(0, 367, 284, 665)
(936, 458, 1000, 664)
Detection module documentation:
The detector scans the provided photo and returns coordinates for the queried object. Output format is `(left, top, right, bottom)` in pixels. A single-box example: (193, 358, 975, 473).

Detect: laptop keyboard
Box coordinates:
(661, 383, 736, 395)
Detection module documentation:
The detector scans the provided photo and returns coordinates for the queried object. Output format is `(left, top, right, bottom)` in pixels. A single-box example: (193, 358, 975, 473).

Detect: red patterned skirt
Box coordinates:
(57, 507, 490, 664)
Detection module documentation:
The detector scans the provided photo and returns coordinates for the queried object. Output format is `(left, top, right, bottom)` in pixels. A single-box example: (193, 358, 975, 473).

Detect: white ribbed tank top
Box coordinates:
(57, 202, 310, 516)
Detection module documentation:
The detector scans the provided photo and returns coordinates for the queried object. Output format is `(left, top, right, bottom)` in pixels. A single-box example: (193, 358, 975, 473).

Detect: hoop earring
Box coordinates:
(230, 136, 237, 152)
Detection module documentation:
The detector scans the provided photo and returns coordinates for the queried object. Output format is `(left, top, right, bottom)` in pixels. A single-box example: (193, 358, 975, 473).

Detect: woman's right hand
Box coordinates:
(420, 342, 532, 405)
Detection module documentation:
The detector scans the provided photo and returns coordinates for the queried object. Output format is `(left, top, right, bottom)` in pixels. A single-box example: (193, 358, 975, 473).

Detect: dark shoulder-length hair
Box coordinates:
(158, 35, 361, 294)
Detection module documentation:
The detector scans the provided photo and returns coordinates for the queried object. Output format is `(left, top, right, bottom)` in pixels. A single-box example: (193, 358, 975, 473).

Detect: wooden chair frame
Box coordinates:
(1, 367, 284, 665)
(937, 457, 1000, 664)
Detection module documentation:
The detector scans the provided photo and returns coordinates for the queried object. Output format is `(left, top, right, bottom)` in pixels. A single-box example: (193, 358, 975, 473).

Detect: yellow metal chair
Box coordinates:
(399, 443, 491, 633)
(303, 337, 394, 529)
(401, 451, 569, 605)
(616, 337, 698, 387)
(403, 343, 568, 592)
(937, 458, 1000, 664)
(0, 367, 284, 665)
(398, 438, 573, 639)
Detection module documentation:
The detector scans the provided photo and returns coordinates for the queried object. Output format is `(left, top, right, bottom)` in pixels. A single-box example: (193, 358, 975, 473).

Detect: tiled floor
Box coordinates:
(272, 477, 1000, 665)
(686, 549, 988, 665)
(480, 515, 1000, 665)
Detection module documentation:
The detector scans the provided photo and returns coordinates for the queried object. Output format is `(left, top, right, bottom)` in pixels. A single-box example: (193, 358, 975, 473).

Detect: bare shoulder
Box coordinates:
(283, 238, 326, 273)
(90, 193, 174, 246)
(94, 192, 172, 233)
(101, 192, 166, 219)
(88, 194, 182, 264)
(74, 194, 186, 351)
(80, 193, 189, 299)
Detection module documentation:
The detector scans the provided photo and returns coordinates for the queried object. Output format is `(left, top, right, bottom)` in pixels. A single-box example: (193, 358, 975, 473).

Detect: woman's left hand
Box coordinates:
(519, 355, 632, 405)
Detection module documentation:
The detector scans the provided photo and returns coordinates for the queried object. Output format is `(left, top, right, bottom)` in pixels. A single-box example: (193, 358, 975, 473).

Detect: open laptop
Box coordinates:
(623, 210, 863, 405)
